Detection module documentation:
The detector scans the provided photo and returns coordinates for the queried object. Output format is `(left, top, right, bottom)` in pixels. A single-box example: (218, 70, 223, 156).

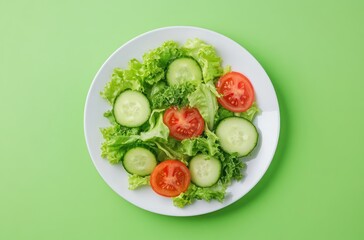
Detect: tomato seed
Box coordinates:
(238, 82, 245, 89)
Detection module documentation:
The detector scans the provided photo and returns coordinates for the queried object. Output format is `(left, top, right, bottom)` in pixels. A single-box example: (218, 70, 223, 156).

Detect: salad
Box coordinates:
(100, 39, 259, 207)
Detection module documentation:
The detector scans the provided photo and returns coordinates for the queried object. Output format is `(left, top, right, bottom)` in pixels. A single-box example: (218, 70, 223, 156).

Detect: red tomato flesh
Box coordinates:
(163, 106, 204, 141)
(150, 160, 191, 197)
(216, 71, 255, 112)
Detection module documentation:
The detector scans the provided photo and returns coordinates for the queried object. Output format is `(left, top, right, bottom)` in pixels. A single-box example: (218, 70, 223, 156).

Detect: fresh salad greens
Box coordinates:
(100, 38, 260, 208)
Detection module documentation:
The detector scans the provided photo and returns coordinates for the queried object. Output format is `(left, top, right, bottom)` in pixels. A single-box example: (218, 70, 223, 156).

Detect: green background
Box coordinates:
(1, 0, 363, 239)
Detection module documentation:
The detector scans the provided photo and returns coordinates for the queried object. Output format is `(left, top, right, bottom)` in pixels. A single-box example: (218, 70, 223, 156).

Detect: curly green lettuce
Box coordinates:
(151, 81, 197, 109)
(234, 102, 260, 122)
(154, 139, 189, 164)
(218, 152, 246, 185)
(182, 38, 223, 83)
(128, 175, 150, 190)
(188, 82, 219, 129)
(181, 126, 219, 157)
(140, 41, 182, 85)
(140, 110, 169, 142)
(100, 108, 172, 165)
(173, 183, 226, 208)
(101, 41, 182, 104)
(214, 102, 260, 124)
(101, 65, 143, 105)
(100, 133, 142, 164)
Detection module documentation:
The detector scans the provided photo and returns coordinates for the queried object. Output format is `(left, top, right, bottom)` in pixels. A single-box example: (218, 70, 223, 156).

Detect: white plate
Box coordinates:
(84, 26, 280, 216)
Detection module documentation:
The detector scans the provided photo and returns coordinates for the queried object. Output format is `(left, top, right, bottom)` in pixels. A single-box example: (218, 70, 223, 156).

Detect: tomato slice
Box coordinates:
(163, 106, 204, 141)
(150, 160, 191, 197)
(216, 72, 255, 112)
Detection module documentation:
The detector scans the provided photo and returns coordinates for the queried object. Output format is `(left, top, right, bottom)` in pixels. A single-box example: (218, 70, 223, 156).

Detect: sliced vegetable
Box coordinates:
(123, 147, 157, 176)
(166, 58, 203, 85)
(113, 90, 151, 127)
(216, 117, 258, 156)
(163, 106, 204, 140)
(216, 72, 255, 112)
(189, 155, 221, 187)
(150, 160, 191, 197)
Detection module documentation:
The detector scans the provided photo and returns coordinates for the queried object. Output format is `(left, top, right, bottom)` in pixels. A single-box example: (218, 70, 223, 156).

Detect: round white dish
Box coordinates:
(84, 26, 280, 216)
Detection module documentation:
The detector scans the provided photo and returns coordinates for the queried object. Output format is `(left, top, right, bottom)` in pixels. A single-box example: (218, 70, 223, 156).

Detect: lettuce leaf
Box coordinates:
(100, 118, 149, 164)
(223, 65, 232, 75)
(182, 38, 223, 83)
(140, 41, 182, 85)
(100, 64, 143, 105)
(214, 101, 260, 129)
(173, 183, 226, 208)
(188, 82, 219, 129)
(149, 81, 166, 99)
(234, 102, 260, 122)
(150, 81, 197, 109)
(101, 41, 182, 104)
(218, 152, 246, 185)
(214, 102, 260, 124)
(100, 133, 141, 164)
(140, 110, 169, 142)
(181, 126, 219, 156)
(154, 139, 189, 164)
(214, 107, 234, 125)
(101, 109, 170, 164)
(128, 175, 150, 190)
(103, 110, 116, 124)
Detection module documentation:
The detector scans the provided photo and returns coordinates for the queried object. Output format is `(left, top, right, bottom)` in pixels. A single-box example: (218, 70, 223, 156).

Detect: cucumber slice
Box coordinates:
(216, 117, 258, 157)
(113, 90, 151, 127)
(123, 147, 157, 176)
(166, 58, 202, 85)
(189, 154, 221, 187)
